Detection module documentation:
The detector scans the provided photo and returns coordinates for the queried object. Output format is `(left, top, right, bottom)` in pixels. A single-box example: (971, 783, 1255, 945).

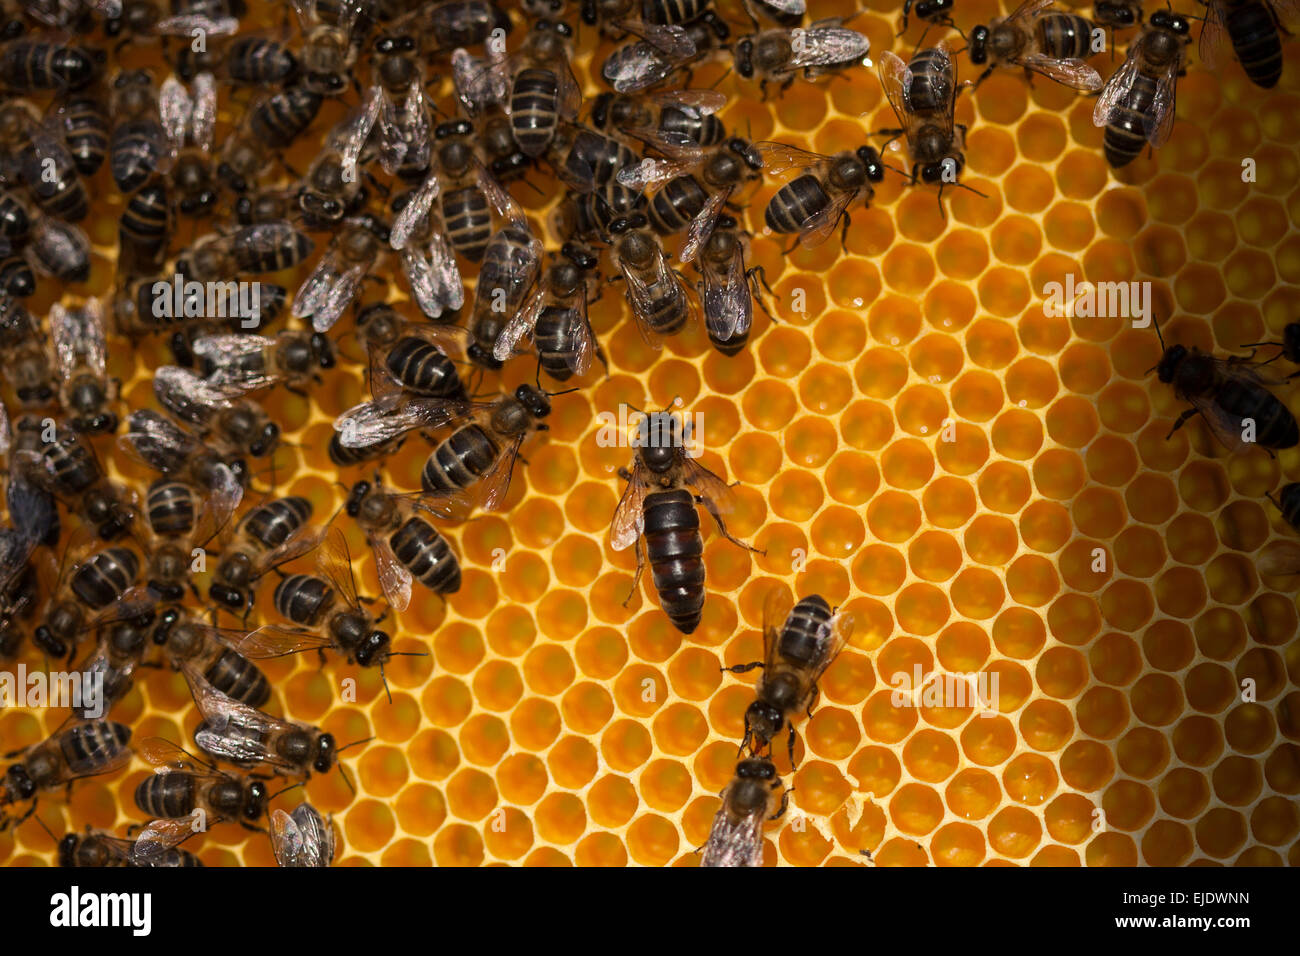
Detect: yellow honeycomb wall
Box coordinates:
(2, 0, 1299, 866)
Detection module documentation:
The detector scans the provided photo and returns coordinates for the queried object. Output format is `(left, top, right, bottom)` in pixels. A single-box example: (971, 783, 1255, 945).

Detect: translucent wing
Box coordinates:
(271, 804, 334, 867)
(610, 462, 650, 552)
(700, 806, 764, 867)
(316, 523, 362, 609)
(452, 47, 510, 117)
(616, 153, 693, 189)
(391, 173, 441, 251)
(367, 527, 412, 613)
(467, 431, 525, 513)
(49, 300, 106, 380)
(197, 463, 243, 536)
(118, 410, 201, 474)
(154, 14, 238, 35)
(1259, 542, 1300, 577)
(0, 401, 10, 456)
(788, 26, 871, 69)
(1093, 44, 1142, 127)
(1020, 54, 1103, 91)
(1197, 0, 1228, 69)
(338, 89, 382, 174)
(793, 182, 856, 249)
(231, 623, 335, 659)
(1183, 392, 1253, 454)
(760, 585, 796, 672)
(27, 219, 89, 278)
(184, 665, 303, 772)
(754, 141, 831, 176)
(133, 817, 204, 859)
(754, 0, 805, 14)
(649, 89, 727, 115)
(493, 282, 548, 362)
(681, 454, 739, 514)
(336, 394, 470, 448)
(1006, 0, 1055, 23)
(158, 75, 192, 158)
(878, 49, 914, 128)
(701, 231, 750, 346)
(424, 232, 465, 313)
(912, 44, 955, 135)
(604, 42, 678, 93)
(616, 20, 697, 56)
(192, 334, 275, 390)
(1144, 57, 1180, 147)
(139, 736, 218, 774)
(679, 188, 729, 264)
(153, 365, 243, 424)
(564, 288, 596, 378)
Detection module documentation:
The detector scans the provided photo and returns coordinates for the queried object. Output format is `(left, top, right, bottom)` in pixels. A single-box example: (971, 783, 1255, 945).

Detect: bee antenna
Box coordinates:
(379, 661, 392, 705)
(545, 386, 582, 397)
(1266, 491, 1281, 509)
(269, 780, 304, 802)
(337, 735, 373, 755)
(1152, 313, 1166, 349)
(31, 813, 58, 846)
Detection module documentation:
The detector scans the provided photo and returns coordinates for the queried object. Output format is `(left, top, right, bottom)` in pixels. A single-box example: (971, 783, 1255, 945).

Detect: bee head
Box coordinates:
(968, 25, 990, 64)
(246, 780, 269, 820)
(918, 162, 947, 184)
(743, 700, 784, 746)
(735, 757, 776, 782)
(735, 38, 754, 78)
(435, 119, 474, 140)
(57, 834, 80, 868)
(466, 342, 504, 371)
(356, 630, 391, 667)
(314, 734, 337, 774)
(727, 138, 764, 172)
(249, 422, 280, 458)
(345, 481, 370, 517)
(153, 607, 181, 646)
(5, 764, 34, 802)
(856, 146, 885, 182)
(1150, 9, 1190, 33)
(560, 242, 599, 271)
(516, 384, 552, 419)
(1155, 344, 1187, 383)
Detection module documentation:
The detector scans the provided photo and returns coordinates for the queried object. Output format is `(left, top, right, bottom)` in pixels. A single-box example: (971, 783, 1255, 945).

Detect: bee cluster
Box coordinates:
(0, 0, 1292, 870)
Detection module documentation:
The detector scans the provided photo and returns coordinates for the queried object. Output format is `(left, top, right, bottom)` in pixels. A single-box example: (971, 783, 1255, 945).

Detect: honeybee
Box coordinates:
(132, 738, 273, 856)
(192, 330, 335, 396)
(71, 612, 156, 720)
(296, 98, 381, 227)
(680, 210, 772, 356)
(152, 606, 272, 707)
(15, 423, 136, 539)
(608, 213, 696, 345)
(0, 38, 103, 92)
(50, 94, 109, 177)
(1241, 322, 1300, 374)
(1154, 334, 1298, 455)
(733, 19, 872, 97)
(108, 69, 170, 193)
(208, 494, 323, 615)
(488, 18, 581, 158)
(152, 365, 282, 462)
(724, 592, 853, 765)
(395, 120, 495, 263)
(157, 72, 219, 217)
(21, 214, 91, 284)
(177, 220, 314, 281)
(345, 476, 462, 612)
(466, 188, 543, 370)
(0, 99, 88, 222)
(1, 720, 132, 827)
(49, 299, 119, 434)
(233, 526, 421, 700)
(968, 0, 1104, 90)
(877, 44, 971, 209)
(137, 472, 234, 601)
(293, 214, 390, 333)
(419, 0, 513, 49)
(611, 409, 757, 634)
(700, 756, 786, 867)
(618, 135, 763, 237)
(494, 242, 605, 381)
(182, 663, 357, 781)
(119, 408, 250, 501)
(0, 455, 56, 656)
(1267, 482, 1300, 532)
(590, 88, 727, 148)
(215, 89, 322, 194)
(758, 141, 884, 248)
(1198, 0, 1293, 89)
(369, 30, 433, 181)
(899, 0, 956, 35)
(57, 824, 202, 867)
(293, 0, 364, 96)
(34, 541, 147, 659)
(270, 802, 335, 867)
(1094, 0, 1143, 29)
(1092, 9, 1191, 167)
(601, 14, 724, 92)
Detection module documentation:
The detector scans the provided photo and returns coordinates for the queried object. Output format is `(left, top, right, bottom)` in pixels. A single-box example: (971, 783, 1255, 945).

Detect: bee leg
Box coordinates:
(748, 267, 777, 322)
(698, 494, 762, 554)
(771, 787, 790, 820)
(787, 723, 797, 770)
(838, 211, 852, 252)
(622, 538, 645, 608)
(722, 660, 764, 674)
(1165, 407, 1200, 439)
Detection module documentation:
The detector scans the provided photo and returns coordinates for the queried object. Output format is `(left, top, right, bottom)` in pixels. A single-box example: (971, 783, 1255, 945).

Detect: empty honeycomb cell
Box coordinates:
(755, 524, 810, 575)
(1237, 647, 1287, 701)
(482, 809, 535, 862)
(1155, 566, 1209, 619)
(896, 581, 954, 634)
(1060, 740, 1115, 792)
(1125, 473, 1179, 525)
(853, 544, 907, 597)
(1224, 703, 1276, 754)
(1217, 500, 1270, 552)
(771, 471, 826, 521)
(742, 380, 799, 432)
(446, 769, 499, 821)
(1085, 832, 1140, 867)
(862, 687, 920, 744)
(1058, 342, 1111, 393)
(1175, 262, 1229, 314)
(500, 552, 551, 605)
(1140, 820, 1195, 867)
(907, 531, 964, 583)
(510, 698, 563, 753)
(960, 716, 1018, 767)
(1003, 162, 1055, 213)
(869, 294, 924, 348)
(882, 437, 938, 486)
(1206, 553, 1258, 606)
(991, 409, 1045, 461)
(1077, 686, 1130, 739)
(866, 491, 923, 543)
(918, 477, 975, 529)
(1196, 808, 1249, 859)
(651, 703, 710, 757)
(1173, 716, 1226, 768)
(647, 359, 704, 410)
(1006, 555, 1059, 607)
(978, 266, 1032, 318)
(563, 482, 618, 536)
(811, 506, 867, 559)
(1169, 512, 1221, 565)
(535, 793, 587, 846)
(552, 535, 603, 589)
(814, 310, 869, 363)
(1085, 435, 1140, 487)
(729, 432, 784, 485)
(854, 347, 912, 399)
(1225, 248, 1279, 299)
(1143, 619, 1196, 672)
(759, 327, 814, 379)
(1252, 797, 1300, 846)
(888, 782, 946, 837)
(841, 399, 895, 452)
(1118, 728, 1171, 780)
(951, 370, 1004, 424)
(1090, 633, 1143, 687)
(1213, 755, 1265, 807)
(1247, 593, 1299, 647)
(784, 416, 839, 467)
(1131, 673, 1187, 727)
(1044, 201, 1097, 252)
(900, 729, 960, 784)
(988, 806, 1042, 859)
(1114, 527, 1167, 579)
(626, 813, 682, 867)
(778, 274, 829, 326)
(1045, 395, 1100, 447)
(423, 676, 474, 729)
(932, 822, 987, 867)
(935, 230, 990, 281)
(1002, 753, 1058, 807)
(560, 682, 615, 736)
(977, 461, 1033, 514)
(967, 321, 1020, 376)
(1048, 592, 1103, 645)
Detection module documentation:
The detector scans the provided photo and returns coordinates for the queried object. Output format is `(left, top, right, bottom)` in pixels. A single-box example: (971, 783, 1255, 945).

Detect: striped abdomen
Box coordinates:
(385, 337, 463, 396)
(510, 68, 561, 157)
(1217, 378, 1299, 448)
(441, 187, 492, 262)
(420, 424, 499, 496)
(1036, 12, 1093, 59)
(776, 595, 834, 667)
(1227, 1, 1282, 88)
(146, 480, 197, 536)
(59, 720, 130, 775)
(1102, 73, 1158, 167)
(205, 648, 271, 707)
(643, 488, 705, 634)
(535, 307, 584, 381)
(273, 573, 336, 626)
(241, 496, 311, 549)
(70, 548, 138, 609)
(765, 175, 828, 234)
(904, 49, 954, 114)
(647, 175, 706, 235)
(390, 516, 462, 594)
(134, 771, 196, 818)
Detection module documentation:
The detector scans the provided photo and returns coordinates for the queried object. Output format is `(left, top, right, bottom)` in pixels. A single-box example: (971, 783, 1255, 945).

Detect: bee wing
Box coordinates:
(702, 231, 751, 346)
(1215, 355, 1290, 388)
(618, 258, 664, 350)
(257, 524, 327, 579)
(679, 188, 728, 264)
(119, 410, 199, 473)
(139, 736, 217, 775)
(807, 607, 854, 684)
(390, 173, 441, 251)
(755, 140, 830, 175)
(183, 665, 300, 770)
(451, 48, 504, 117)
(132, 817, 203, 860)
(231, 623, 335, 659)
(77, 832, 140, 865)
(271, 805, 334, 867)
(192, 334, 274, 390)
(1183, 393, 1252, 454)
(311, 263, 365, 334)
(193, 463, 243, 545)
(316, 523, 362, 609)
(158, 75, 192, 158)
(610, 462, 650, 552)
(473, 432, 526, 513)
(269, 808, 305, 866)
(1144, 59, 1181, 148)
(238, 221, 313, 273)
(0, 401, 10, 456)
(760, 585, 796, 671)
(604, 42, 677, 93)
(154, 365, 241, 421)
(1259, 542, 1300, 577)
(566, 288, 597, 378)
(478, 164, 521, 222)
(154, 14, 239, 35)
(27, 127, 74, 202)
(789, 26, 871, 69)
(27, 219, 90, 278)
(617, 20, 698, 56)
(650, 89, 728, 116)
(616, 154, 692, 189)
(336, 395, 470, 448)
(1020, 54, 1103, 92)
(681, 454, 739, 515)
(1005, 0, 1055, 23)
(48, 302, 79, 380)
(367, 528, 413, 613)
(1197, 0, 1228, 69)
(557, 58, 583, 125)
(493, 282, 548, 362)
(795, 182, 857, 249)
(701, 806, 765, 867)
(426, 231, 466, 312)
(1093, 45, 1142, 127)
(917, 43, 957, 136)
(877, 50, 914, 126)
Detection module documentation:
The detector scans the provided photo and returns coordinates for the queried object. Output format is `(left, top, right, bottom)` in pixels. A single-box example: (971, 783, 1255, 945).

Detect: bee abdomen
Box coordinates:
(765, 175, 828, 234)
(227, 37, 298, 85)
(536, 307, 582, 380)
(1228, 2, 1282, 88)
(421, 425, 498, 495)
(643, 488, 705, 634)
(206, 649, 272, 708)
(390, 517, 461, 594)
(243, 496, 312, 548)
(441, 187, 491, 261)
(1219, 379, 1299, 448)
(778, 595, 834, 665)
(110, 121, 165, 192)
(60, 720, 130, 774)
(647, 174, 706, 235)
(385, 336, 462, 396)
(70, 548, 138, 609)
(1036, 12, 1093, 59)
(273, 573, 335, 626)
(135, 771, 195, 818)
(249, 88, 322, 147)
(510, 68, 561, 157)
(146, 480, 197, 535)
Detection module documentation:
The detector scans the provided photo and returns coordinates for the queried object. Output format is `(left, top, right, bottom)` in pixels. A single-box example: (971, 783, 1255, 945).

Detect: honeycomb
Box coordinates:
(2, 0, 1300, 868)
